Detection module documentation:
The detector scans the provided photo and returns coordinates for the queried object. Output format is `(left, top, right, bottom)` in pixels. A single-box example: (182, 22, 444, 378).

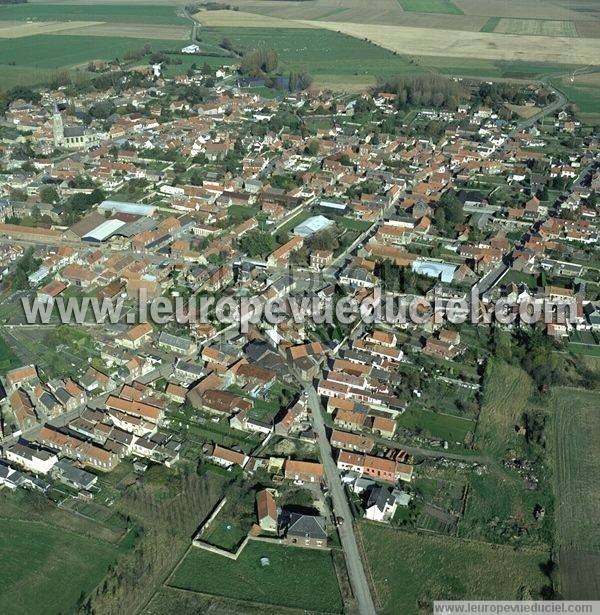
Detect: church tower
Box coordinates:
(52, 105, 64, 147)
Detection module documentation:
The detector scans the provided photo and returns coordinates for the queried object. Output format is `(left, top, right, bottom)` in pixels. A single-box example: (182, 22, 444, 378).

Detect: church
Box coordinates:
(52, 106, 103, 150)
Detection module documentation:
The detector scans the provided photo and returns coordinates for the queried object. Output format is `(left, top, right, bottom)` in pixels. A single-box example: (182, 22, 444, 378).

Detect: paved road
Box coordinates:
(303, 383, 377, 615)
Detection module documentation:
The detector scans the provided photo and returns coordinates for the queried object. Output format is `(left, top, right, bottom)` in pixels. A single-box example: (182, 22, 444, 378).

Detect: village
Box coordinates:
(0, 55, 597, 614)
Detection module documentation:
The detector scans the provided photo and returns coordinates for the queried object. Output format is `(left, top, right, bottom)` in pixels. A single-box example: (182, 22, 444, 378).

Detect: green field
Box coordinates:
(397, 407, 475, 443)
(490, 18, 577, 38)
(0, 4, 187, 24)
(475, 359, 535, 457)
(0, 34, 179, 69)
(200, 26, 423, 88)
(551, 387, 600, 598)
(0, 518, 120, 615)
(170, 540, 343, 613)
(358, 523, 549, 613)
(397, 0, 463, 16)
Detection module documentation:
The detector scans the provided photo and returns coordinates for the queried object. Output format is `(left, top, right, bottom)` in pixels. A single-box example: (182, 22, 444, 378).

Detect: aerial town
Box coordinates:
(0, 26, 598, 615)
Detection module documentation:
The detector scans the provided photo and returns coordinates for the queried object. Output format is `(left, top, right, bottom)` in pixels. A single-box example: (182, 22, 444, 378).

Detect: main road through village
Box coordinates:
(303, 382, 378, 615)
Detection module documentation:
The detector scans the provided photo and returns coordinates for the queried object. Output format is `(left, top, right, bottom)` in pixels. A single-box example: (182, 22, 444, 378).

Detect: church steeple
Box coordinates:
(52, 104, 64, 147)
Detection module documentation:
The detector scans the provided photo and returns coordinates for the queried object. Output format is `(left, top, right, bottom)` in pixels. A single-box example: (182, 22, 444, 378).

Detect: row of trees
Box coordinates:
(376, 74, 468, 110)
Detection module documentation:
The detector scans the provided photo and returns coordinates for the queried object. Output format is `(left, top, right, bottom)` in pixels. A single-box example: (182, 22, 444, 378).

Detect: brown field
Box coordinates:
(575, 21, 600, 39)
(0, 20, 103, 38)
(193, 9, 317, 28)
(53, 22, 190, 40)
(505, 103, 540, 118)
(299, 19, 600, 65)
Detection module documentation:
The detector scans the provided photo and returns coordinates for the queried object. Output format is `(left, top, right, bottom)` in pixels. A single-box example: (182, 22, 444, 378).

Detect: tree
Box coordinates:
(306, 141, 320, 156)
(39, 186, 59, 204)
(239, 230, 277, 258)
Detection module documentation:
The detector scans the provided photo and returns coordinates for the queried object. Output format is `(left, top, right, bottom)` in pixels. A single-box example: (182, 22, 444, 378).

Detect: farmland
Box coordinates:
(485, 18, 578, 38)
(397, 0, 463, 15)
(551, 387, 600, 598)
(305, 20, 600, 66)
(199, 25, 422, 90)
(358, 523, 549, 613)
(0, 34, 179, 69)
(0, 4, 187, 25)
(170, 540, 343, 613)
(0, 516, 120, 615)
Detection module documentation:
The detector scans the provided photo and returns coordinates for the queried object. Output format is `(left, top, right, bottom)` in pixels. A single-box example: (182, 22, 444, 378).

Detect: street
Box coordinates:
(303, 382, 378, 615)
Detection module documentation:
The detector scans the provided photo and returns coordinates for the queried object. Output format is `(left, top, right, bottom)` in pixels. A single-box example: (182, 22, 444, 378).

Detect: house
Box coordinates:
(5, 365, 38, 391)
(330, 429, 375, 453)
(205, 443, 248, 468)
(119, 323, 153, 350)
(371, 416, 397, 439)
(157, 331, 198, 355)
(337, 451, 413, 482)
(256, 488, 278, 532)
(10, 389, 37, 431)
(310, 249, 333, 270)
(284, 459, 324, 483)
(4, 442, 57, 475)
(364, 485, 397, 522)
(282, 512, 328, 548)
(51, 459, 98, 490)
(188, 388, 252, 417)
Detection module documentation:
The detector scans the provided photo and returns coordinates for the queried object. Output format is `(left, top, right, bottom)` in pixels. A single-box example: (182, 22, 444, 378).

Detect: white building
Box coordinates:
(181, 44, 200, 54)
(5, 443, 58, 475)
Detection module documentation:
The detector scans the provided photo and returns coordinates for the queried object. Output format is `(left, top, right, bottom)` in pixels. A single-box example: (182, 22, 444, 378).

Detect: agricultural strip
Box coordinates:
(299, 20, 600, 65)
(0, 20, 103, 38)
(0, 34, 181, 68)
(0, 4, 187, 25)
(552, 388, 600, 599)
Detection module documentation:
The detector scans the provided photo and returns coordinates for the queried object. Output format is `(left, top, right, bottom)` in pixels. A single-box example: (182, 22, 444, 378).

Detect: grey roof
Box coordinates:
(6, 442, 55, 462)
(159, 332, 194, 352)
(52, 459, 97, 489)
(175, 359, 204, 377)
(63, 126, 86, 138)
(114, 216, 157, 238)
(286, 513, 327, 540)
(367, 485, 395, 513)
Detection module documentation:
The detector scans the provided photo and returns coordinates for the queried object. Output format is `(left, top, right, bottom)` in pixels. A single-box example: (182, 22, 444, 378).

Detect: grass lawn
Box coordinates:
(397, 407, 475, 443)
(397, 0, 463, 15)
(358, 523, 548, 613)
(0, 4, 187, 24)
(0, 518, 120, 615)
(568, 342, 600, 357)
(475, 359, 534, 457)
(170, 540, 343, 613)
(338, 217, 373, 232)
(0, 35, 179, 69)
